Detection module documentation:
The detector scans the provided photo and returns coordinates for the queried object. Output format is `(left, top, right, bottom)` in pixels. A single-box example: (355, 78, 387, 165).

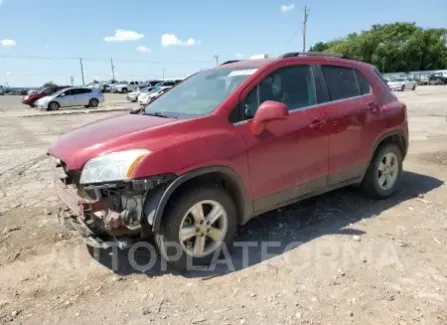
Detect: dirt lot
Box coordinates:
(0, 86, 446, 325)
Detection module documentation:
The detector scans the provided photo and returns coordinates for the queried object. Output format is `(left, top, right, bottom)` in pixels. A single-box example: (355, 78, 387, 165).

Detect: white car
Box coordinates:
(111, 81, 141, 94)
(0, 85, 4, 95)
(35, 87, 104, 111)
(126, 86, 153, 102)
(138, 86, 172, 106)
(386, 77, 417, 91)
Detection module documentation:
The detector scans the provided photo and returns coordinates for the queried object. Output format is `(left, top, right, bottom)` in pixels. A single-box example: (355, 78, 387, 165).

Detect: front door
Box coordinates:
(232, 64, 329, 214)
(56, 89, 76, 107)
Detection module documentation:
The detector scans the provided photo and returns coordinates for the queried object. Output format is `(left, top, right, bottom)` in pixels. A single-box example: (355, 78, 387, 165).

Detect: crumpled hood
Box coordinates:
(49, 113, 178, 169)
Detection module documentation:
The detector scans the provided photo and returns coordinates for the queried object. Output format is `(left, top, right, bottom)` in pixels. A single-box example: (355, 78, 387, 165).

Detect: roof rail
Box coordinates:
(220, 60, 241, 66)
(279, 52, 354, 60)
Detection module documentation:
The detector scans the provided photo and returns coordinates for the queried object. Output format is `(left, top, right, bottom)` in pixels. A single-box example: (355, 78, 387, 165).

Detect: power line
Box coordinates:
(0, 54, 213, 64)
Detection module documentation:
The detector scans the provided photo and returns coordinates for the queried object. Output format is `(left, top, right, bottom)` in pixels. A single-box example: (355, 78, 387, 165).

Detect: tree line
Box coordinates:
(309, 22, 447, 73)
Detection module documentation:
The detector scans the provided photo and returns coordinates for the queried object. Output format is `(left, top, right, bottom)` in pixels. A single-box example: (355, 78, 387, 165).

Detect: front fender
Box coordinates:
(144, 165, 252, 232)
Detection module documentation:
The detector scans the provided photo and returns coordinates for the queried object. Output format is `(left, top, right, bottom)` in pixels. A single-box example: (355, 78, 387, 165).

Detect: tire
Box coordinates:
(121, 88, 128, 94)
(361, 143, 403, 198)
(400, 85, 405, 91)
(412, 84, 416, 91)
(89, 98, 99, 108)
(155, 186, 237, 272)
(48, 101, 60, 111)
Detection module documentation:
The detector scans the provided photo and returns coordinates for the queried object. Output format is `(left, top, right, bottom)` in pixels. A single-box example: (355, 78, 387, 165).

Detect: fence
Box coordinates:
(0, 55, 215, 88)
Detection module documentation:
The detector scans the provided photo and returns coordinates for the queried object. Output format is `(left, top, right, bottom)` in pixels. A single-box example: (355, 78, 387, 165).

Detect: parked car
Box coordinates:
(35, 87, 104, 110)
(22, 85, 70, 107)
(386, 77, 417, 91)
(49, 52, 408, 271)
(111, 81, 140, 93)
(138, 85, 172, 106)
(127, 86, 155, 102)
(0, 85, 5, 95)
(428, 73, 447, 85)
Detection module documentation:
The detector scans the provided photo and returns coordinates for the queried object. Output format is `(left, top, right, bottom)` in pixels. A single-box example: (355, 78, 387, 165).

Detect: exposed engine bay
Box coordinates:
(53, 158, 176, 239)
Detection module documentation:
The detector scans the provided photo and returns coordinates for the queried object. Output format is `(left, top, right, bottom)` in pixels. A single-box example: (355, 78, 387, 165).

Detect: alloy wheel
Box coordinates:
(377, 152, 399, 190)
(178, 200, 228, 258)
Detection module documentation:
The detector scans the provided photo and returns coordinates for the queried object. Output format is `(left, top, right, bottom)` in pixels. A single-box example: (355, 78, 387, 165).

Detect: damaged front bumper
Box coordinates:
(52, 159, 175, 249)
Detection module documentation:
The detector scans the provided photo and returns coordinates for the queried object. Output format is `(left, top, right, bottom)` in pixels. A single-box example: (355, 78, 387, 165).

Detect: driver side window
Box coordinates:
(241, 65, 316, 120)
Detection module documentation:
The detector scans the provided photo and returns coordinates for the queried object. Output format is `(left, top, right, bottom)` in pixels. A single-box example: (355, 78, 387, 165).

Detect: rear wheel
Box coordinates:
(89, 98, 99, 108)
(155, 186, 237, 272)
(121, 88, 128, 94)
(400, 85, 405, 91)
(412, 84, 416, 91)
(361, 143, 402, 198)
(48, 101, 60, 111)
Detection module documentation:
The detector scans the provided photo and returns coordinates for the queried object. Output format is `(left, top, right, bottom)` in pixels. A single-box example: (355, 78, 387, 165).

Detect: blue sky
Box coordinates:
(0, 0, 446, 87)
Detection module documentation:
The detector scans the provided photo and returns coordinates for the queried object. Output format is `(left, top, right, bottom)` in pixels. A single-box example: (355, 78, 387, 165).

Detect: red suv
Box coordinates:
(49, 52, 408, 270)
(22, 85, 70, 107)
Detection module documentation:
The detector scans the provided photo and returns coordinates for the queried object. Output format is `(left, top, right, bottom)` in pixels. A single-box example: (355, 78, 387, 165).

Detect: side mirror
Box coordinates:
(250, 100, 288, 135)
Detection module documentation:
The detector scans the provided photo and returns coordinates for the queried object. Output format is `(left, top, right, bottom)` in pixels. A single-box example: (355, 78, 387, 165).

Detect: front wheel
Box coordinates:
(361, 143, 403, 198)
(89, 98, 99, 108)
(121, 88, 128, 94)
(401, 85, 405, 91)
(412, 84, 416, 91)
(155, 186, 237, 272)
(48, 101, 60, 111)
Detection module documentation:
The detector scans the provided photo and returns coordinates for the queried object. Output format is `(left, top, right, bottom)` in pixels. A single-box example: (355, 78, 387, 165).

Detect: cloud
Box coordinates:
(280, 4, 295, 12)
(235, 53, 245, 58)
(161, 33, 200, 47)
(136, 46, 151, 53)
(6, 72, 11, 76)
(1, 39, 17, 47)
(44, 44, 50, 49)
(104, 29, 144, 42)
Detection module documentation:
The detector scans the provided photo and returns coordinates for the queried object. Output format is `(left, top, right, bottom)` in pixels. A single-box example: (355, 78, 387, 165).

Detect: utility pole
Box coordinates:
(79, 58, 85, 85)
(110, 58, 116, 80)
(214, 54, 219, 65)
(70, 76, 74, 86)
(302, 6, 310, 52)
(162, 68, 165, 79)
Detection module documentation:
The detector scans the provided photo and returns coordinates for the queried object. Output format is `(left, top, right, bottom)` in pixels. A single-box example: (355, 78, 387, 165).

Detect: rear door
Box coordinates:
(74, 88, 92, 106)
(319, 65, 372, 185)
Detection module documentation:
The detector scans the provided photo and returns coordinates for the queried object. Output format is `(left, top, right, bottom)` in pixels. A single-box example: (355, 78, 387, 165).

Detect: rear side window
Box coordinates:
(373, 67, 391, 90)
(355, 70, 372, 95)
(322, 65, 359, 100)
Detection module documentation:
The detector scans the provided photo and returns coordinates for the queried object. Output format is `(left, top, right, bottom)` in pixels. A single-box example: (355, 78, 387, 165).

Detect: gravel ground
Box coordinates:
(0, 86, 446, 325)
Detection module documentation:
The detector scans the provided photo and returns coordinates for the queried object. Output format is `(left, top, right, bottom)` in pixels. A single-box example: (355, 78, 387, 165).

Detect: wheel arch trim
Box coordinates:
(146, 165, 252, 232)
(370, 129, 408, 162)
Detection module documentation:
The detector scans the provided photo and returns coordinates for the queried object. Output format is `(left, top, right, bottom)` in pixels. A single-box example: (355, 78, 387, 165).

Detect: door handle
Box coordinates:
(310, 119, 326, 128)
(367, 102, 380, 114)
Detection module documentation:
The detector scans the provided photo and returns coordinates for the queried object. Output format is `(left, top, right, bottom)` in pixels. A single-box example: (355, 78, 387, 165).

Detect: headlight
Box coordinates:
(79, 149, 151, 184)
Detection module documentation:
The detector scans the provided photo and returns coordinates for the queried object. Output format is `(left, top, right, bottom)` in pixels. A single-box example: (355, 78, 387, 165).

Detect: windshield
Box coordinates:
(51, 88, 69, 97)
(143, 67, 257, 118)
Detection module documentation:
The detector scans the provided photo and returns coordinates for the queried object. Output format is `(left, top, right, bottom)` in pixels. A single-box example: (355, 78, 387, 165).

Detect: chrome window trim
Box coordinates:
(233, 92, 371, 126)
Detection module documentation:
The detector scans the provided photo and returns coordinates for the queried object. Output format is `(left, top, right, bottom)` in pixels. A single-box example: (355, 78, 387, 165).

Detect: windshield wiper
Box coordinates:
(144, 111, 177, 118)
